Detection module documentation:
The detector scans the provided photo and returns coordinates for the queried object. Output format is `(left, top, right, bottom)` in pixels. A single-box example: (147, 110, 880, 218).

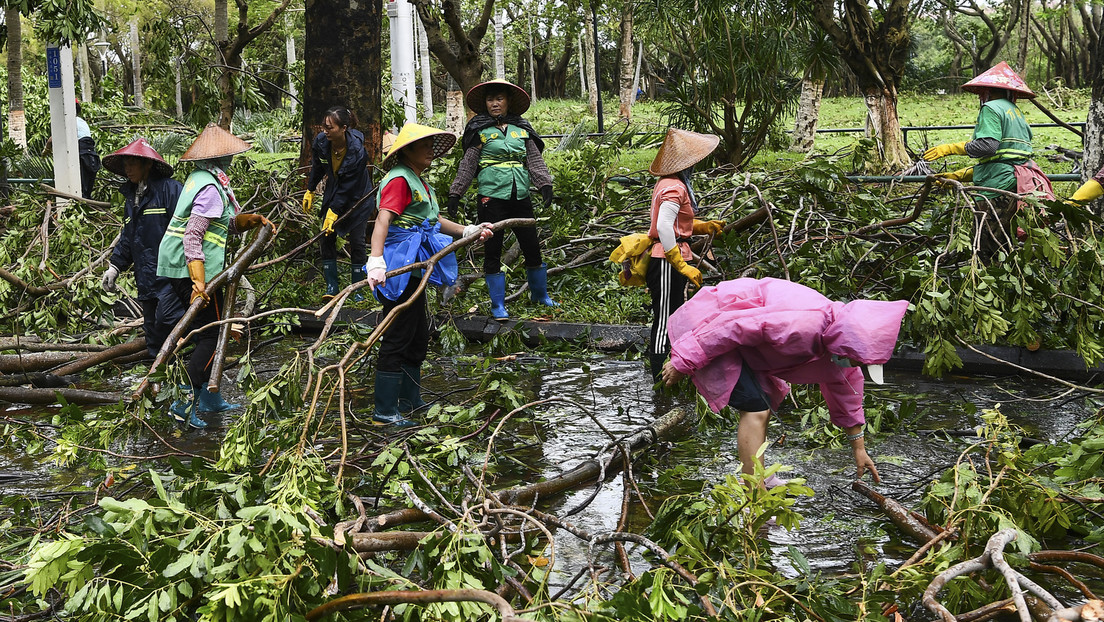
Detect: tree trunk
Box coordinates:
(408, 0, 495, 94)
(286, 21, 299, 116)
(1084, 29, 1104, 187)
(617, 2, 633, 120)
(77, 43, 91, 102)
(303, 0, 383, 168)
(790, 77, 825, 152)
(174, 57, 184, 118)
(863, 87, 910, 171)
(582, 10, 598, 114)
(1016, 0, 1030, 72)
(494, 10, 505, 80)
(417, 18, 433, 116)
(6, 8, 25, 149)
(130, 18, 144, 108)
(217, 0, 293, 130)
(445, 87, 465, 136)
(215, 0, 229, 44)
(527, 17, 537, 100)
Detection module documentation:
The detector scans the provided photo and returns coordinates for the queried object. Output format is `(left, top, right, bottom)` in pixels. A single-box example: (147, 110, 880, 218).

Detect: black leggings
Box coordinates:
(645, 257, 687, 357)
(477, 195, 542, 274)
(320, 221, 368, 265)
(376, 277, 429, 372)
(157, 278, 224, 388)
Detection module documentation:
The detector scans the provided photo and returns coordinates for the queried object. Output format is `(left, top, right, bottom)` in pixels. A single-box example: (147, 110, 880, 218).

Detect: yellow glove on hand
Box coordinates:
(663, 246, 702, 288)
(692, 219, 725, 236)
(234, 213, 271, 231)
(322, 209, 338, 235)
(934, 167, 973, 183)
(187, 260, 209, 305)
(1069, 179, 1104, 205)
(302, 190, 314, 214)
(923, 141, 968, 161)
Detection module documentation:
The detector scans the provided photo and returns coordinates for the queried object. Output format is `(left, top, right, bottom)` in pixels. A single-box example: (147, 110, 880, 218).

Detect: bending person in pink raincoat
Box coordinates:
(660, 278, 909, 484)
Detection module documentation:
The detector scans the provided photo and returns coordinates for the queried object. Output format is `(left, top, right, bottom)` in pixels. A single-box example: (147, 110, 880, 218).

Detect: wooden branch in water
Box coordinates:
(0, 386, 120, 405)
(851, 480, 945, 544)
(305, 589, 536, 622)
(49, 338, 146, 377)
(133, 223, 275, 400)
(0, 352, 84, 373)
(0, 338, 110, 353)
(206, 275, 240, 393)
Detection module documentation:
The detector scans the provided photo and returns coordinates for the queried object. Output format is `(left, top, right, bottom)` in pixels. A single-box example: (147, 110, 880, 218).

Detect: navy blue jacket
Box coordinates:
(308, 129, 375, 235)
(110, 175, 183, 300)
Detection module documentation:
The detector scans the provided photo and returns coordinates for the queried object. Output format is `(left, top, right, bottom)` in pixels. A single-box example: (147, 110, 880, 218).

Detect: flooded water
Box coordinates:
(2, 340, 1099, 590)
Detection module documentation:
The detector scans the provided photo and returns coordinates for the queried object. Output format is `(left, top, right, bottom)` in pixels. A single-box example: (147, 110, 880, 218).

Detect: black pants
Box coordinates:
(727, 365, 770, 412)
(477, 195, 542, 274)
(377, 277, 429, 373)
(156, 278, 224, 388)
(140, 297, 168, 358)
(320, 221, 368, 265)
(646, 257, 687, 379)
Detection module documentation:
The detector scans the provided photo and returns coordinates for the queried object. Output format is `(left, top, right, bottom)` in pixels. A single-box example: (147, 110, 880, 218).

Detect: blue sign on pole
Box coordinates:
(46, 47, 62, 88)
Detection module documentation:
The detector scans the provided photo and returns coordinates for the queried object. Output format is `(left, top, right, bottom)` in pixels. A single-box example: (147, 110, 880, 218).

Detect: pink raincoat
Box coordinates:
(667, 278, 909, 428)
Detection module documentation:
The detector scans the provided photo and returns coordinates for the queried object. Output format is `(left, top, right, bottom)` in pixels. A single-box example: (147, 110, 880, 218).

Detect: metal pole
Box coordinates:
(388, 0, 418, 124)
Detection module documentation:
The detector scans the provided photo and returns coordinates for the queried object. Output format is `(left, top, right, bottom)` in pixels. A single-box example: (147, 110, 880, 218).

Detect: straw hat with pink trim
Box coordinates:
(648, 128, 721, 176)
(961, 62, 1036, 99)
(465, 80, 531, 116)
(180, 123, 251, 162)
(102, 138, 174, 178)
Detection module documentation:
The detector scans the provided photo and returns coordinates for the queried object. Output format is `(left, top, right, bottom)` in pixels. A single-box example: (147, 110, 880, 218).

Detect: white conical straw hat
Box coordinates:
(180, 123, 251, 161)
(648, 128, 720, 176)
(381, 123, 457, 169)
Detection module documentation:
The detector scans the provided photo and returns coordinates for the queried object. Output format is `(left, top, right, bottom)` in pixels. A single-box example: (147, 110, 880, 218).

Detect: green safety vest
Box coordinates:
(377, 163, 439, 229)
(476, 124, 531, 200)
(972, 99, 1033, 194)
(157, 170, 232, 279)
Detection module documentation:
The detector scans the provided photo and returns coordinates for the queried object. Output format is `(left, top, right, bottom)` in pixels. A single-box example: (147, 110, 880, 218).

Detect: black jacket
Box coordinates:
(110, 175, 183, 299)
(308, 129, 375, 235)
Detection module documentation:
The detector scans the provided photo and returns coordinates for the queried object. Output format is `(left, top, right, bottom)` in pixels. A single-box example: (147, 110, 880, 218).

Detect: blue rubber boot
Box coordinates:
(197, 386, 241, 414)
(322, 260, 340, 300)
(351, 265, 367, 302)
(170, 386, 207, 429)
(398, 364, 427, 414)
(373, 370, 415, 427)
(526, 264, 559, 307)
(485, 272, 509, 320)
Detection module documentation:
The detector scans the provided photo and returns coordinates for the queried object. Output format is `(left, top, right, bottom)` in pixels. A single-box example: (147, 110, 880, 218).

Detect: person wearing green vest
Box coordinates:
(447, 80, 557, 320)
(366, 123, 493, 426)
(155, 124, 273, 429)
(923, 62, 1053, 251)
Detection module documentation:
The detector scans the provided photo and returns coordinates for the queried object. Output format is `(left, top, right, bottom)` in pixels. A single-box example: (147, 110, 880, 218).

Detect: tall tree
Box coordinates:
(302, 0, 382, 166)
(790, 34, 840, 153)
(215, 0, 293, 129)
(409, 0, 496, 94)
(582, 6, 598, 114)
(1084, 1, 1103, 183)
(617, 0, 634, 119)
(938, 0, 1021, 77)
(642, 0, 805, 168)
(811, 0, 915, 171)
(5, 7, 25, 149)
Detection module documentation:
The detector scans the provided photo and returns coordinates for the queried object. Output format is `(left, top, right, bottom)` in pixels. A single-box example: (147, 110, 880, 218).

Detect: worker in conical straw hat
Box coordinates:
(922, 62, 1053, 251)
(644, 127, 729, 383)
(101, 138, 183, 359)
(154, 123, 274, 429)
(446, 79, 557, 321)
(365, 122, 493, 427)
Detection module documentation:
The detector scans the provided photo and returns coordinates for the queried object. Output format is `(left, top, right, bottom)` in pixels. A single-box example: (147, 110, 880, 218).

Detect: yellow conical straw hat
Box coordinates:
(648, 128, 720, 176)
(381, 123, 457, 169)
(180, 123, 251, 161)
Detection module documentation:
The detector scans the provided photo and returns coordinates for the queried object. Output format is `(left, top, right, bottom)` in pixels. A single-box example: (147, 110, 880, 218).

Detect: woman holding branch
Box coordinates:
(154, 124, 272, 429)
(366, 123, 493, 427)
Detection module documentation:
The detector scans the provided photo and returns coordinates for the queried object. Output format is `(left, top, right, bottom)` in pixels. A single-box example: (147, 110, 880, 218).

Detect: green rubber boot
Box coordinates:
(398, 364, 428, 413)
(322, 259, 340, 300)
(373, 370, 414, 427)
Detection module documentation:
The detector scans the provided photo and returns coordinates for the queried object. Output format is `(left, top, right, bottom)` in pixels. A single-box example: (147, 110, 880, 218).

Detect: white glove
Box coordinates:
(101, 264, 120, 292)
(463, 223, 494, 241)
(365, 255, 387, 290)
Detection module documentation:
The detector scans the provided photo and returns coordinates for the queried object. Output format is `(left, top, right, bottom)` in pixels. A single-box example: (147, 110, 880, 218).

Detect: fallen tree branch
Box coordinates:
(0, 387, 120, 405)
(305, 589, 537, 622)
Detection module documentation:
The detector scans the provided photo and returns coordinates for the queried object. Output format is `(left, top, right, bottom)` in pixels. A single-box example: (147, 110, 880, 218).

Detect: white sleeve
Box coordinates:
(656, 200, 680, 252)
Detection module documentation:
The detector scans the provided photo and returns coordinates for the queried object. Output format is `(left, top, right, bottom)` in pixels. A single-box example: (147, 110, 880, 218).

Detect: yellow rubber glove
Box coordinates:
(663, 246, 702, 288)
(692, 219, 725, 236)
(934, 167, 973, 183)
(235, 213, 272, 232)
(322, 209, 338, 235)
(302, 190, 314, 213)
(1069, 179, 1104, 204)
(923, 141, 968, 161)
(187, 260, 209, 305)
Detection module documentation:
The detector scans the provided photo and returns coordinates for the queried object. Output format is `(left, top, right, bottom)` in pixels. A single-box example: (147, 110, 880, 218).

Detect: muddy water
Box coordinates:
(1, 345, 1097, 588)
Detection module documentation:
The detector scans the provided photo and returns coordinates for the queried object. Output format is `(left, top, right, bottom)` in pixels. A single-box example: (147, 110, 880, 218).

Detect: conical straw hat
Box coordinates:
(102, 137, 173, 178)
(961, 62, 1035, 99)
(648, 128, 720, 176)
(381, 123, 457, 169)
(465, 79, 531, 116)
(381, 131, 397, 158)
(180, 123, 251, 162)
